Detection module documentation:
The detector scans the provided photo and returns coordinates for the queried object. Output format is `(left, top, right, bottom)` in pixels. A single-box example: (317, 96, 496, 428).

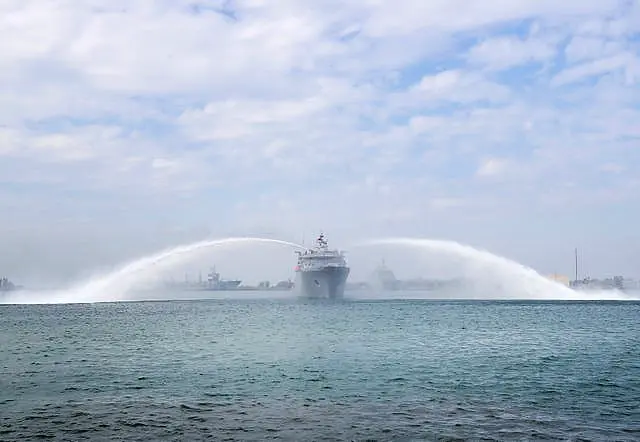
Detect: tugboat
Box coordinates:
(294, 233, 350, 299)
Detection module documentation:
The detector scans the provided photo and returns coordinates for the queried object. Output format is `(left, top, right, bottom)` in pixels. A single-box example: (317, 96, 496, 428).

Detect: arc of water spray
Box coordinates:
(352, 237, 637, 301)
(63, 237, 306, 303)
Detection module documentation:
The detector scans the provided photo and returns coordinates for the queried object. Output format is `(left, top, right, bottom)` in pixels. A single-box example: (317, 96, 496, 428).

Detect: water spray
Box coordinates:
(3, 236, 636, 304)
(3, 237, 304, 304)
(352, 237, 637, 301)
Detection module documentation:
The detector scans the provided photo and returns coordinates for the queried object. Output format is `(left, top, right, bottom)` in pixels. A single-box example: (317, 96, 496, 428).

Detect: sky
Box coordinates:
(1, 0, 640, 286)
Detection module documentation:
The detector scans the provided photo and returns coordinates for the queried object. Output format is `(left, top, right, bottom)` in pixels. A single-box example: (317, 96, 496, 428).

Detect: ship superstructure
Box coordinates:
(295, 233, 350, 299)
(370, 259, 401, 291)
(0, 277, 20, 292)
(162, 266, 242, 291)
(204, 266, 242, 291)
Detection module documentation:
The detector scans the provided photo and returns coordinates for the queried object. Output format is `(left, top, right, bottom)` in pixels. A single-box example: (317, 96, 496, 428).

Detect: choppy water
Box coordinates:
(1, 297, 639, 441)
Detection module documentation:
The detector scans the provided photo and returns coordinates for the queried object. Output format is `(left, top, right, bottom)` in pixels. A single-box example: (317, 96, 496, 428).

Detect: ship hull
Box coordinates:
(191, 280, 242, 291)
(295, 266, 350, 299)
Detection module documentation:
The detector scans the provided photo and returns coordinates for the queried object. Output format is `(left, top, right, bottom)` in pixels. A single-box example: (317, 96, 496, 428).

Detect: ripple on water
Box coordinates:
(0, 299, 639, 440)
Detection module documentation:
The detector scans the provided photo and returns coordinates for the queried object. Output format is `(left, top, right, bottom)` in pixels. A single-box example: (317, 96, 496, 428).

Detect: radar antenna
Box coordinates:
(316, 232, 328, 250)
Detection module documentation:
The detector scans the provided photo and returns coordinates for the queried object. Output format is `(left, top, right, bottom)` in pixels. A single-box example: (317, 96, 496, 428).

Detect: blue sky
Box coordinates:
(1, 0, 639, 284)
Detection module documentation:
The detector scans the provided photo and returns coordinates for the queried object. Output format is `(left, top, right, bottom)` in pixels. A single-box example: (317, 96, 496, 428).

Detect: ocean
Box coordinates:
(1, 296, 639, 441)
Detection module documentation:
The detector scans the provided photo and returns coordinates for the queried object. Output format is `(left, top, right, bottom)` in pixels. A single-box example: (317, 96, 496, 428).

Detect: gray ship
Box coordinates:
(295, 233, 350, 299)
(161, 266, 241, 291)
(202, 267, 242, 291)
(0, 277, 20, 292)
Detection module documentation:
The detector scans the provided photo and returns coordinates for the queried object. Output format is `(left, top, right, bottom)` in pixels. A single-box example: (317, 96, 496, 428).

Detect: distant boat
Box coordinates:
(161, 266, 242, 291)
(0, 277, 22, 292)
(370, 260, 401, 291)
(201, 266, 242, 291)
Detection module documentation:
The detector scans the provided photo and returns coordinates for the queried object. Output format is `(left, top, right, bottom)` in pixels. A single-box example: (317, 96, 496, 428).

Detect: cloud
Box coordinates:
(1, 0, 640, 283)
(467, 35, 558, 71)
(563, 36, 625, 64)
(476, 158, 511, 178)
(551, 52, 639, 86)
(178, 96, 329, 141)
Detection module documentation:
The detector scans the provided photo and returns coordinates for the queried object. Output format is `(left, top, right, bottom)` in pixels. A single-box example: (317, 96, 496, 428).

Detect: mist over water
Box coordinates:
(2, 236, 637, 304)
(1, 237, 304, 304)
(354, 238, 638, 301)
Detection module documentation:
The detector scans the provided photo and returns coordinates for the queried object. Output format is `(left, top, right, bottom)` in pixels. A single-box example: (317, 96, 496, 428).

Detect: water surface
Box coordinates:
(1, 298, 639, 440)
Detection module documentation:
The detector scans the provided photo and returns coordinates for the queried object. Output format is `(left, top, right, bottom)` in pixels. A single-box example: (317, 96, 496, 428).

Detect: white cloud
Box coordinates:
(360, 0, 623, 37)
(563, 36, 625, 64)
(476, 158, 511, 178)
(430, 197, 467, 210)
(467, 35, 557, 71)
(391, 70, 511, 113)
(551, 52, 638, 86)
(178, 97, 329, 141)
(600, 163, 626, 174)
(0, 127, 21, 155)
(1, 0, 640, 283)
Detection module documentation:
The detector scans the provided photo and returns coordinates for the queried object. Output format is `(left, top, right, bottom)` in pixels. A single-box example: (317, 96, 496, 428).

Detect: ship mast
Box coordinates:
(316, 232, 328, 251)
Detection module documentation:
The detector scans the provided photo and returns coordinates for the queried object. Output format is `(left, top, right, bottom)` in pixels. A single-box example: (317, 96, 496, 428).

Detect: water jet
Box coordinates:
(3, 237, 304, 304)
(351, 238, 638, 301)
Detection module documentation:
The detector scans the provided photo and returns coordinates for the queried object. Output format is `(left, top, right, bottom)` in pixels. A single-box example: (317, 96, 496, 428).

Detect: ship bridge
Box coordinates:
(294, 233, 350, 299)
(295, 233, 348, 271)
